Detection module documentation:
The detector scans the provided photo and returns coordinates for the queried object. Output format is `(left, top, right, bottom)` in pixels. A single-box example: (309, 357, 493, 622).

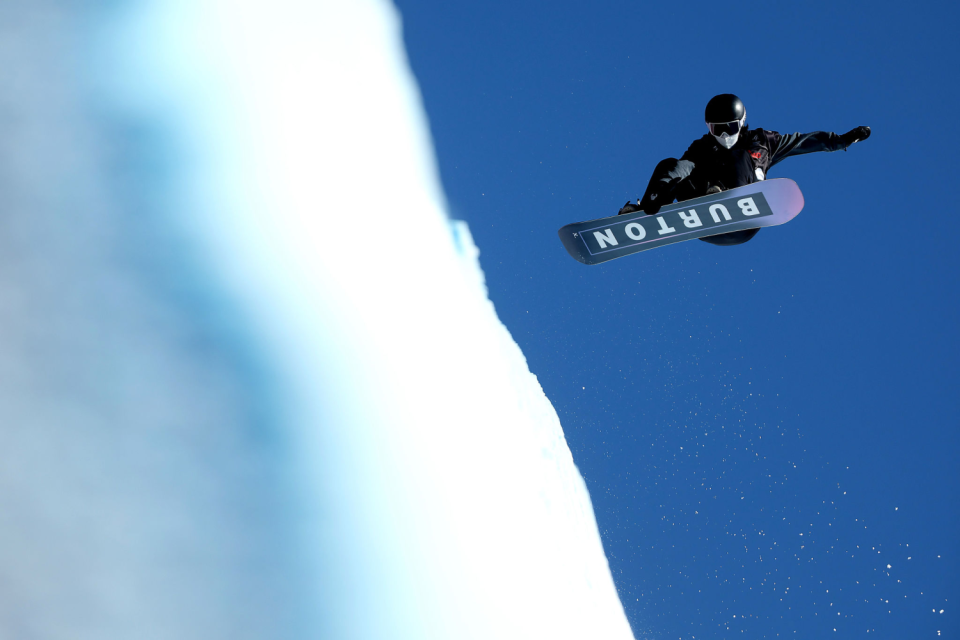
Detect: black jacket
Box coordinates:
(640, 128, 849, 211)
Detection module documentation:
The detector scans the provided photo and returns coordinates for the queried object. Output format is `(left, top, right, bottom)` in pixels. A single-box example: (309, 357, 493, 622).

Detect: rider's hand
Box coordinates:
(840, 126, 871, 147)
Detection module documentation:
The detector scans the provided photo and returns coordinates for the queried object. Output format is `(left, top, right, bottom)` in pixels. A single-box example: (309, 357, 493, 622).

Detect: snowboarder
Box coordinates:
(619, 94, 870, 245)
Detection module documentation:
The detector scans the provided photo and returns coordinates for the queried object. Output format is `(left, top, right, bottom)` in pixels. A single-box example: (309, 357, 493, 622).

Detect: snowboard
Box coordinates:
(557, 178, 804, 265)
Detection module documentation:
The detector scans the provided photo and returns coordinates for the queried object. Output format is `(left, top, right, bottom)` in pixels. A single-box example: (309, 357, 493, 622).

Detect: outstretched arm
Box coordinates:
(769, 126, 871, 167)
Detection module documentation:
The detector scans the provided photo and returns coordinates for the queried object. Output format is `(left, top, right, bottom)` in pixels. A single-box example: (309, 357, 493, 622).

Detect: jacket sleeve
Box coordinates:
(768, 131, 847, 167)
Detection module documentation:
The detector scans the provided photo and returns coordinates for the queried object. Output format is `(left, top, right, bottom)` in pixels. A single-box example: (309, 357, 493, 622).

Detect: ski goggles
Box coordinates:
(707, 119, 744, 137)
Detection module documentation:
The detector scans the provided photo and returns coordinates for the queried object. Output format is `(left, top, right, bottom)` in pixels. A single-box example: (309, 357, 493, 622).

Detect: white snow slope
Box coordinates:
(0, 1, 635, 638)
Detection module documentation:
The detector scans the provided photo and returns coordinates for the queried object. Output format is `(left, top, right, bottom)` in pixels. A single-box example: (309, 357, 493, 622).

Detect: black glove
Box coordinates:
(840, 126, 871, 148)
(618, 201, 642, 215)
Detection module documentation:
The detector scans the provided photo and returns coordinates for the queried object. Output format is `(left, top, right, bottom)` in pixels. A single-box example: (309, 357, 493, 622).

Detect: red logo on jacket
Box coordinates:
(750, 151, 762, 160)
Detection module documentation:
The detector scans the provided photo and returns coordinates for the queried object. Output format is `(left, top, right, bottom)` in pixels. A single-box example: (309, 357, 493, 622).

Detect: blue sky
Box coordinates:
(394, 0, 958, 638)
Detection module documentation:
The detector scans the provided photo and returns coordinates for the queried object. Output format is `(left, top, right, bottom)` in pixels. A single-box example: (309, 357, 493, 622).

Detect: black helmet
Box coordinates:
(704, 94, 745, 124)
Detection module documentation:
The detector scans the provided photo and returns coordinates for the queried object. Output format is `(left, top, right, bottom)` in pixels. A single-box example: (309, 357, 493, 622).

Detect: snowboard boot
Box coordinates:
(618, 200, 642, 215)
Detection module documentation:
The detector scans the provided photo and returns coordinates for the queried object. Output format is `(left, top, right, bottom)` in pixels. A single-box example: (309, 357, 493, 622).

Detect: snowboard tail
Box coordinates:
(557, 178, 804, 265)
